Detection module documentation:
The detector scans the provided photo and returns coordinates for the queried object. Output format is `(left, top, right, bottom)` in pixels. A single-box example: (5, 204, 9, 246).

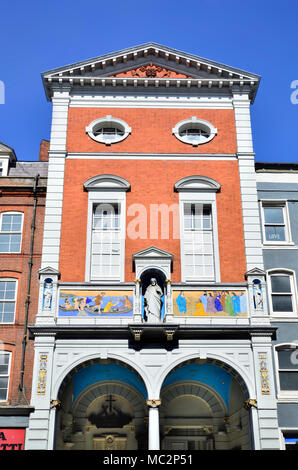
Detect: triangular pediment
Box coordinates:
(245, 267, 266, 278)
(42, 42, 260, 101)
(133, 246, 173, 259)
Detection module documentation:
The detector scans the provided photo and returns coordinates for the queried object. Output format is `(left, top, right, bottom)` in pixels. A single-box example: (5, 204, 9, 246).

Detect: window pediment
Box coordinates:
(84, 174, 131, 192)
(174, 175, 221, 193)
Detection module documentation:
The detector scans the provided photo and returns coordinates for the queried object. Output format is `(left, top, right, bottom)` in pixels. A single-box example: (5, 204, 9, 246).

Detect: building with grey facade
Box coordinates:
(256, 162, 298, 450)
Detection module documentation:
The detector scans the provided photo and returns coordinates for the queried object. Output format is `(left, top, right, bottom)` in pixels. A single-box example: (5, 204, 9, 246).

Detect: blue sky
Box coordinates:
(0, 0, 297, 162)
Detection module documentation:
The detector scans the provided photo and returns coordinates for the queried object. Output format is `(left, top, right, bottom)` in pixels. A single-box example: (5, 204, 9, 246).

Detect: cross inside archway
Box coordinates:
(105, 395, 116, 413)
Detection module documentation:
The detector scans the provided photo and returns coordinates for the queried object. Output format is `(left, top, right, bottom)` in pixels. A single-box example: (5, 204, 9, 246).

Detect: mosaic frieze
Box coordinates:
(173, 290, 248, 317)
(59, 290, 134, 317)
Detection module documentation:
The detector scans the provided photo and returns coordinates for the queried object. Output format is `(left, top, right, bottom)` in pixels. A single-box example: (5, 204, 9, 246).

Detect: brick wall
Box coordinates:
(67, 107, 237, 154)
(0, 193, 45, 405)
(59, 158, 246, 283)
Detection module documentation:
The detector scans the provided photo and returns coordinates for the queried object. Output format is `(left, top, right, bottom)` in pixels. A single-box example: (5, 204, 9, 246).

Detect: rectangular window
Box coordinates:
(0, 353, 11, 401)
(0, 280, 17, 323)
(90, 203, 122, 280)
(0, 213, 23, 253)
(270, 274, 294, 314)
(262, 203, 290, 244)
(182, 203, 215, 280)
(0, 162, 3, 177)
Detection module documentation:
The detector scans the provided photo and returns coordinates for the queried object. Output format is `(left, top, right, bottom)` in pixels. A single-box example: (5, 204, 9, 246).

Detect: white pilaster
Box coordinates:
(251, 334, 281, 450)
(41, 88, 70, 270)
(25, 336, 56, 450)
(233, 90, 263, 271)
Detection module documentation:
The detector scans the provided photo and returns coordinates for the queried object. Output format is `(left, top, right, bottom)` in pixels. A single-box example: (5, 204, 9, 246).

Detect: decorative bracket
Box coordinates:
(146, 399, 161, 408)
(243, 398, 258, 410)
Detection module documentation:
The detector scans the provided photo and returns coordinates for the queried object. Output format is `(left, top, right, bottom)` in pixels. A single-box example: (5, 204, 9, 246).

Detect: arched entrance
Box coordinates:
(55, 359, 148, 450)
(159, 358, 252, 450)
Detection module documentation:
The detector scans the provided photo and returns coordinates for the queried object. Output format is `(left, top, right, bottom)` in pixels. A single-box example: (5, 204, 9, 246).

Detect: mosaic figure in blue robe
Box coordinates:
(231, 293, 240, 315)
(176, 291, 187, 314)
(239, 293, 247, 314)
(200, 293, 208, 312)
(215, 294, 223, 312)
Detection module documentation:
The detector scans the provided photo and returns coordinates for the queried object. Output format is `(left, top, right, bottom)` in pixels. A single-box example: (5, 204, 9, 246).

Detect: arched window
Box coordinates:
(0, 351, 11, 402)
(175, 176, 221, 282)
(268, 269, 297, 317)
(0, 212, 23, 253)
(84, 175, 130, 281)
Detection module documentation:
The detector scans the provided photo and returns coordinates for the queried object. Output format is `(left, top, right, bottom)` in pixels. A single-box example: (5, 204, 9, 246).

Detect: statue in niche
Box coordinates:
(144, 278, 163, 323)
(43, 280, 53, 310)
(253, 280, 263, 310)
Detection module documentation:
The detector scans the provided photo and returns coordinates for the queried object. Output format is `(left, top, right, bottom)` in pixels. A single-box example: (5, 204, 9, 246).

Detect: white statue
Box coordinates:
(44, 283, 53, 310)
(253, 282, 263, 310)
(144, 278, 163, 323)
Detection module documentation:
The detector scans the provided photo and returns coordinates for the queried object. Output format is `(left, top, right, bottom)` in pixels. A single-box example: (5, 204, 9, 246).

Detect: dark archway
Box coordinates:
(55, 358, 148, 450)
(159, 358, 252, 450)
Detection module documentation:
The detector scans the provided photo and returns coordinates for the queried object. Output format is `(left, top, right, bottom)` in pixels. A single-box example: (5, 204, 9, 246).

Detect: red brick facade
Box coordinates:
(60, 106, 245, 283)
(0, 184, 46, 405)
(67, 108, 237, 154)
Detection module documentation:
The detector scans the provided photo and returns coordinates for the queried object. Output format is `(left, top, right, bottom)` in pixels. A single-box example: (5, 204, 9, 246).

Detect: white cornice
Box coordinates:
(42, 43, 260, 103)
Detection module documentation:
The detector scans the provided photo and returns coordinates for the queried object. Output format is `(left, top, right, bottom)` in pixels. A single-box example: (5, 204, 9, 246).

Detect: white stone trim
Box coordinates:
(0, 350, 11, 403)
(274, 343, 298, 402)
(85, 190, 126, 282)
(172, 117, 217, 146)
(86, 115, 131, 145)
(67, 152, 238, 161)
(237, 152, 264, 271)
(41, 90, 70, 270)
(69, 93, 234, 109)
(0, 211, 24, 254)
(266, 268, 298, 319)
(256, 173, 298, 183)
(179, 191, 221, 283)
(260, 199, 292, 246)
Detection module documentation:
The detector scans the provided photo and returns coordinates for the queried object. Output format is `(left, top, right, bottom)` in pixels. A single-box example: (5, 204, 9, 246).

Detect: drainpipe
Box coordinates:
(19, 174, 39, 392)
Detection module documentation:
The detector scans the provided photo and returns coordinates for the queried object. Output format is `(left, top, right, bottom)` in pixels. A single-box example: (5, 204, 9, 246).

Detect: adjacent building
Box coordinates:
(0, 142, 47, 449)
(256, 162, 298, 450)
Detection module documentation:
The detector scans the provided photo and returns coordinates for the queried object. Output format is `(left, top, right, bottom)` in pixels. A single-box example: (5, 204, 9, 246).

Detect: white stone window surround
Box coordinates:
(267, 269, 298, 319)
(86, 115, 131, 146)
(172, 117, 217, 147)
(0, 211, 24, 254)
(260, 200, 293, 247)
(0, 278, 18, 324)
(0, 350, 11, 402)
(84, 175, 130, 282)
(176, 176, 221, 283)
(274, 344, 298, 402)
(0, 158, 10, 177)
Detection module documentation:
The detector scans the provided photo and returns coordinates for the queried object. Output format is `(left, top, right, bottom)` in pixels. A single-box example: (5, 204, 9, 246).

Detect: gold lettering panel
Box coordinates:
(37, 354, 48, 395)
(259, 353, 270, 395)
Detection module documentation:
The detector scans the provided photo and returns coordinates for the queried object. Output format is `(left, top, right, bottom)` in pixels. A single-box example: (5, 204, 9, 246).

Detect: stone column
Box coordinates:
(147, 399, 161, 450)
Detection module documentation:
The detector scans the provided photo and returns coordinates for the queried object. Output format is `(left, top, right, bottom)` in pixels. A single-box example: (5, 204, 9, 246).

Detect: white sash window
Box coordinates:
(91, 203, 122, 280)
(84, 175, 129, 282)
(182, 203, 215, 280)
(175, 176, 221, 283)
